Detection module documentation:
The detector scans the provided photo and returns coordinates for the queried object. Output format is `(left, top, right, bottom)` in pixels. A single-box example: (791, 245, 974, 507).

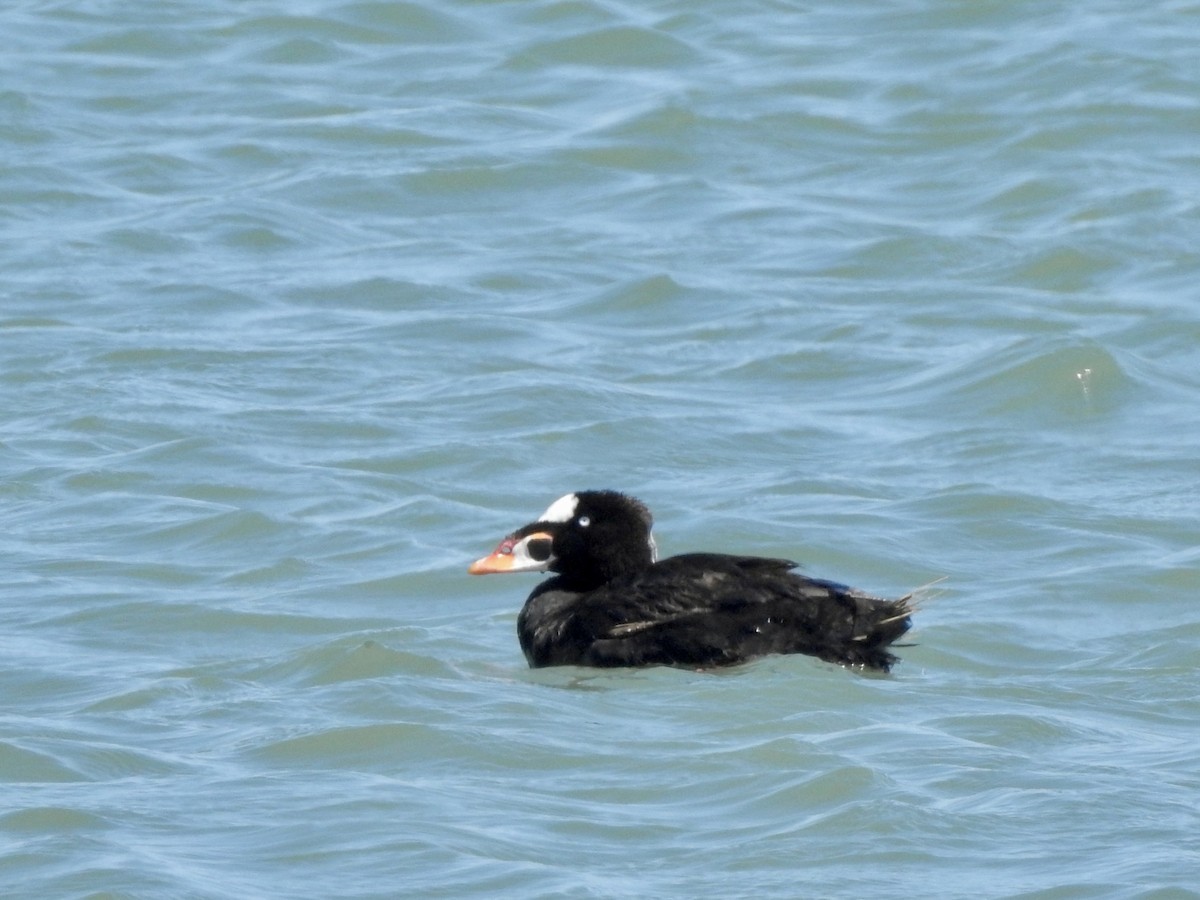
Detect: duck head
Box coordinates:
(468, 490, 657, 589)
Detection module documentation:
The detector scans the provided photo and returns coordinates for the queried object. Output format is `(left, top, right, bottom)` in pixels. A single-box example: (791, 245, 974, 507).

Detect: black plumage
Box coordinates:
(469, 490, 915, 672)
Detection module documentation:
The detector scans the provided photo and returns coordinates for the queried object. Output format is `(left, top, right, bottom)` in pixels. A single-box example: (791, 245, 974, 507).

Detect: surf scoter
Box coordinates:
(468, 490, 916, 672)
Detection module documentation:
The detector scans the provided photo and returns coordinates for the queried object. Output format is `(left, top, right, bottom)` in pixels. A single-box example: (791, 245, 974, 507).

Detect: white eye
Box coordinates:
(578, 516, 591, 527)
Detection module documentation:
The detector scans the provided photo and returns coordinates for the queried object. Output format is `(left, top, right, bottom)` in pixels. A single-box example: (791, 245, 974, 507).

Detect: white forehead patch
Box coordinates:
(539, 493, 579, 523)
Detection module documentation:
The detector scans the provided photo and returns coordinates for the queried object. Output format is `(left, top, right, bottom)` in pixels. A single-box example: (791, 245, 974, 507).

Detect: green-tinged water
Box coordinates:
(3, 1, 1199, 897)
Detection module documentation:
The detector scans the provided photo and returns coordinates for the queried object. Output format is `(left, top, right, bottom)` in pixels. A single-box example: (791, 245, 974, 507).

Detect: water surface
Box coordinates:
(3, 1, 1199, 897)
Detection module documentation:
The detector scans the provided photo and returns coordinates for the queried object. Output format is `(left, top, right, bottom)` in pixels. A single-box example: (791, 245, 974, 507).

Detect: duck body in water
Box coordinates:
(469, 490, 915, 672)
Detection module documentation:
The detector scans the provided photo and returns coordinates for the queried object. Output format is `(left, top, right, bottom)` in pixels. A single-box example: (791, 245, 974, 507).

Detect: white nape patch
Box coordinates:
(539, 493, 579, 523)
(648, 532, 658, 562)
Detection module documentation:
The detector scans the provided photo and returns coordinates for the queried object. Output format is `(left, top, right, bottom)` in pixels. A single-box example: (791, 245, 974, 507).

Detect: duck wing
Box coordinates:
(571, 553, 910, 671)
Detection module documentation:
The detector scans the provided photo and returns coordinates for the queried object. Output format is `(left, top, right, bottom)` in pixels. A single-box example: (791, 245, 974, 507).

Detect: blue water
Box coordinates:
(3, 0, 1199, 897)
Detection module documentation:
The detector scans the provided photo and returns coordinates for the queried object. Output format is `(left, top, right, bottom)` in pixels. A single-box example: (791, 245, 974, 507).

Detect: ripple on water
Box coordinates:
(0, 743, 86, 784)
(250, 635, 459, 687)
(881, 337, 1129, 424)
(506, 24, 701, 71)
(0, 807, 109, 832)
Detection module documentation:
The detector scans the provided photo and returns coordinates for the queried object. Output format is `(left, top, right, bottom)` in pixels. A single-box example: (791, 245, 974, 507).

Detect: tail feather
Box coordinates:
(845, 577, 945, 671)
